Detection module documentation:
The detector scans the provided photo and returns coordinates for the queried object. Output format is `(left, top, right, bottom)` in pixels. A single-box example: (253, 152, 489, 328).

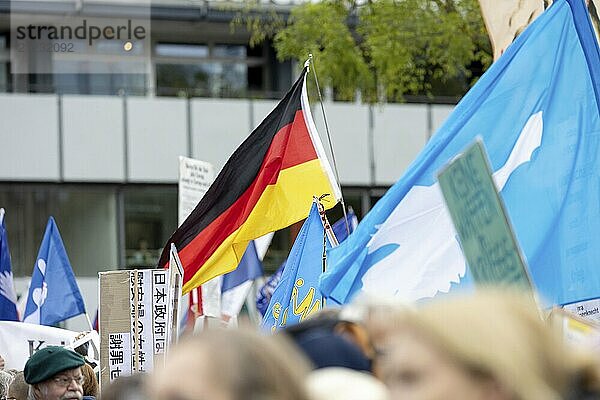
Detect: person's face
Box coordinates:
(379, 330, 501, 400)
(34, 367, 83, 400)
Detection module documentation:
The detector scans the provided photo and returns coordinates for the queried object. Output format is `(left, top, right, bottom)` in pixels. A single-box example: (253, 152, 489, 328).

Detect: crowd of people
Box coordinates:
(2, 290, 600, 400)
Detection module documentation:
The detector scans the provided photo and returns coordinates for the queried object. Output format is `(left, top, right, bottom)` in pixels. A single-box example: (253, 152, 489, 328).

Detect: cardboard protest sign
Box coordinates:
(100, 267, 182, 388)
(437, 140, 533, 292)
(99, 270, 133, 387)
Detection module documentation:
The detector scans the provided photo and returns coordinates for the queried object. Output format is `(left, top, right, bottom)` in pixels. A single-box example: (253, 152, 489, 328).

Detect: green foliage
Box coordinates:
(274, 2, 375, 101)
(241, 0, 492, 102)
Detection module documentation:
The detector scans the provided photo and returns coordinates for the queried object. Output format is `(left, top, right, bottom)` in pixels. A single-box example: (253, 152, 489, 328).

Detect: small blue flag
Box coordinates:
(0, 209, 18, 321)
(23, 217, 86, 325)
(321, 0, 600, 307)
(222, 241, 264, 292)
(221, 241, 264, 317)
(262, 202, 330, 332)
(256, 209, 357, 316)
(256, 263, 284, 317)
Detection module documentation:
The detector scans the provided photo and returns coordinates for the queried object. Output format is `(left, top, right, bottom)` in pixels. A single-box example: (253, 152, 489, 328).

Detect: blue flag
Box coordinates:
(23, 217, 86, 325)
(256, 209, 357, 316)
(321, 0, 600, 307)
(262, 202, 330, 331)
(221, 241, 264, 317)
(0, 209, 18, 321)
(222, 241, 264, 292)
(256, 263, 284, 317)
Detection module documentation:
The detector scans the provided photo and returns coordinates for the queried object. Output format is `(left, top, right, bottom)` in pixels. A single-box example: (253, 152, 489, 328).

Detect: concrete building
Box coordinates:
(0, 0, 454, 330)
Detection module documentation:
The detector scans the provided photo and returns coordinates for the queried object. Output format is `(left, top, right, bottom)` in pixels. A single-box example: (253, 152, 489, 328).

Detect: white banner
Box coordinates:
(129, 270, 154, 373)
(108, 332, 132, 382)
(178, 156, 214, 226)
(152, 270, 168, 361)
(0, 321, 97, 370)
(563, 298, 600, 325)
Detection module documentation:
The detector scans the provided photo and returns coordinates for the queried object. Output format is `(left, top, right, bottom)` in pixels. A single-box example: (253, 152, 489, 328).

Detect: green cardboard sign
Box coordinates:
(437, 140, 533, 290)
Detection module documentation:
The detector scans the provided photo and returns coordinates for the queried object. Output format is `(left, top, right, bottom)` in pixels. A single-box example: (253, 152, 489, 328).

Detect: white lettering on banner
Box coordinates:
(108, 333, 132, 382)
(152, 270, 168, 360)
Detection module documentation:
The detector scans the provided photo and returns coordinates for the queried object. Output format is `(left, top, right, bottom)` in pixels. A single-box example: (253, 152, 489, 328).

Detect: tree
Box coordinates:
(238, 0, 492, 102)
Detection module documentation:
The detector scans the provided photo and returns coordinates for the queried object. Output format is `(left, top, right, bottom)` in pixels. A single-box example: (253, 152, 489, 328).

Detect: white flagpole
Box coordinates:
(84, 312, 93, 331)
(306, 54, 351, 235)
(0, 208, 5, 225)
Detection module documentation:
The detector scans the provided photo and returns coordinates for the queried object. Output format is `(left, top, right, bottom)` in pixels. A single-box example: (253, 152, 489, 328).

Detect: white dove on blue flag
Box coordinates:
(320, 0, 600, 307)
(0, 209, 18, 321)
(23, 217, 86, 325)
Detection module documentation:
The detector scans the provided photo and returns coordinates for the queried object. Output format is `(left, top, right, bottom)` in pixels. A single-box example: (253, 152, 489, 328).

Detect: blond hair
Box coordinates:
(153, 328, 311, 400)
(372, 291, 600, 400)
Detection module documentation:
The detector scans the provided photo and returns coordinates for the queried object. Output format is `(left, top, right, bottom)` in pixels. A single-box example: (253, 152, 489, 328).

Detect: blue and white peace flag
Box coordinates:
(0, 209, 19, 321)
(320, 0, 600, 307)
(262, 201, 331, 331)
(23, 217, 86, 325)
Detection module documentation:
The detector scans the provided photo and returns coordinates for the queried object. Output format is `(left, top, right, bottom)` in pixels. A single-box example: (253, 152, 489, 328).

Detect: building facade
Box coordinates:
(0, 0, 454, 329)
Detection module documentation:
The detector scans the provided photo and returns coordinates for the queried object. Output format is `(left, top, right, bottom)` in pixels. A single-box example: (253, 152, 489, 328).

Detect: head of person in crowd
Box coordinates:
(306, 367, 390, 400)
(370, 290, 600, 400)
(99, 374, 146, 400)
(151, 328, 312, 400)
(7, 370, 28, 400)
(0, 370, 14, 399)
(80, 364, 97, 400)
(282, 308, 375, 372)
(24, 346, 85, 400)
(0, 354, 5, 370)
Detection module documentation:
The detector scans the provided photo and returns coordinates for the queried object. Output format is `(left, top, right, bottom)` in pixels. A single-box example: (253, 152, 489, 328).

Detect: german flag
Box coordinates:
(158, 67, 341, 294)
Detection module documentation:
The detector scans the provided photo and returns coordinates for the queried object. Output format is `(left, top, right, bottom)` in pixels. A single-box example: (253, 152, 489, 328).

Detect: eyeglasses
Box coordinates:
(52, 376, 85, 387)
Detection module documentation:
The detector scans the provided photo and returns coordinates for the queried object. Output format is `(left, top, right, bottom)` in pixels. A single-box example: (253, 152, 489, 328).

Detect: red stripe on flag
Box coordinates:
(177, 110, 317, 283)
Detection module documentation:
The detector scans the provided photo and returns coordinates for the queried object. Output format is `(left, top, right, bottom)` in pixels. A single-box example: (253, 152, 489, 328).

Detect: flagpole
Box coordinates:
(84, 312, 93, 331)
(307, 54, 351, 236)
(0, 208, 4, 225)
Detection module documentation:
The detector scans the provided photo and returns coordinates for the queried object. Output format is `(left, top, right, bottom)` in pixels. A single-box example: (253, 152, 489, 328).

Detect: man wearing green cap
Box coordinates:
(24, 346, 85, 400)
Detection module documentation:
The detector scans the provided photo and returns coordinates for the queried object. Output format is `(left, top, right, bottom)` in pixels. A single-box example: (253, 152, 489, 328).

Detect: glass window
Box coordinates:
(123, 187, 177, 269)
(156, 62, 247, 97)
(0, 185, 118, 277)
(155, 43, 208, 58)
(213, 44, 246, 59)
(156, 63, 212, 96)
(52, 60, 147, 95)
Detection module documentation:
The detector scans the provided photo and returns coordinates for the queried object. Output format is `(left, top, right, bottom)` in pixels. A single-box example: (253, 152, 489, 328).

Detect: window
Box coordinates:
(0, 185, 118, 277)
(123, 187, 177, 269)
(154, 42, 263, 98)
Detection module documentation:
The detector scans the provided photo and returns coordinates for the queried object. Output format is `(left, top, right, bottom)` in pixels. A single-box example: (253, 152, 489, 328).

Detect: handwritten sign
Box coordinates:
(178, 156, 214, 226)
(437, 140, 533, 291)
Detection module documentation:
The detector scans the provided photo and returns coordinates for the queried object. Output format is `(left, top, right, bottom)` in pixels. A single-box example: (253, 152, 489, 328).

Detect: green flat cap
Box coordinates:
(24, 346, 85, 385)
